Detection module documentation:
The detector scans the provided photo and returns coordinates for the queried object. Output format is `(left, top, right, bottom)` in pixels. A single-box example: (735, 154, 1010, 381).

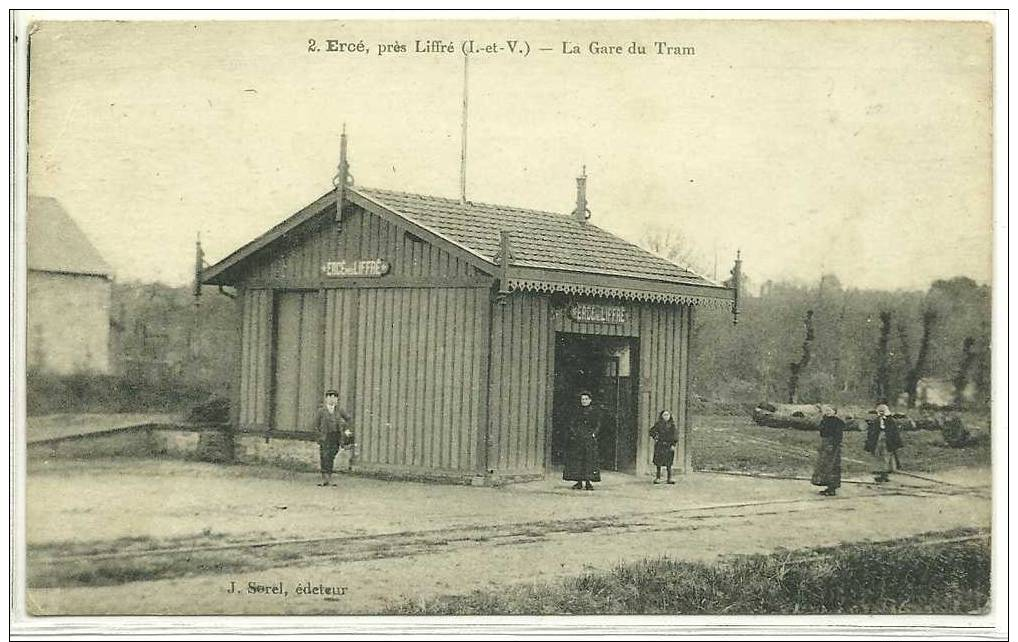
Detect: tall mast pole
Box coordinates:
(460, 53, 469, 204)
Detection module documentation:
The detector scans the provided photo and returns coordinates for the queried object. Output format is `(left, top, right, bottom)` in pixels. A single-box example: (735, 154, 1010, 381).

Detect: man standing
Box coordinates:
(316, 389, 352, 487)
(864, 403, 903, 483)
(563, 391, 602, 491)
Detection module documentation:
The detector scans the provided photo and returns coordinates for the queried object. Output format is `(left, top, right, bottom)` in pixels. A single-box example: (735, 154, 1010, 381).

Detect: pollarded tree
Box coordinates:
(874, 311, 892, 403)
(903, 309, 937, 408)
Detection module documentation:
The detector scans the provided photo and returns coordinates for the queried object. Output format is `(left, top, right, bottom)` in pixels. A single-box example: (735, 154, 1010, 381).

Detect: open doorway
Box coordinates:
(551, 333, 639, 473)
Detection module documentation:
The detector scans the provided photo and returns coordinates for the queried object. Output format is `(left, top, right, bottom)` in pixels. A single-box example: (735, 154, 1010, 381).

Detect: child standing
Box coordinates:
(649, 410, 678, 484)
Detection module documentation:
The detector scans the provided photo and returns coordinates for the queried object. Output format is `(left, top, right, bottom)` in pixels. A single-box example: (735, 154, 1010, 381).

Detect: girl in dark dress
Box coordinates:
(649, 410, 678, 484)
(811, 405, 845, 496)
(562, 391, 602, 491)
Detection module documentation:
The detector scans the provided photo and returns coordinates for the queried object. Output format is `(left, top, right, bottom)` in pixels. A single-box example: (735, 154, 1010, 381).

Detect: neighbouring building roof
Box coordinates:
(27, 196, 112, 278)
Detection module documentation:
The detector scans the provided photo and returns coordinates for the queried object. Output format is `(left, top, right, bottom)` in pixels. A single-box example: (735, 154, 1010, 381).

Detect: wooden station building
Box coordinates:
(202, 139, 736, 483)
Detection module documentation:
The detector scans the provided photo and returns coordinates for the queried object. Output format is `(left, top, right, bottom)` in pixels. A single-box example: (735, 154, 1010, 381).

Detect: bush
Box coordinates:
(26, 370, 210, 416)
(186, 396, 231, 424)
(941, 416, 972, 448)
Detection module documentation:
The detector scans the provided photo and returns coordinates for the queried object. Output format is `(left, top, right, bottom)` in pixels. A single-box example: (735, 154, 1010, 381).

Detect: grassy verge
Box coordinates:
(389, 531, 990, 615)
(27, 531, 288, 589)
(691, 415, 991, 476)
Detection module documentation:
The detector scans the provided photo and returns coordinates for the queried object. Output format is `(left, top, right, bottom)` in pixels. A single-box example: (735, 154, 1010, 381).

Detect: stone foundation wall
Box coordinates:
(234, 434, 321, 472)
(28, 427, 538, 486)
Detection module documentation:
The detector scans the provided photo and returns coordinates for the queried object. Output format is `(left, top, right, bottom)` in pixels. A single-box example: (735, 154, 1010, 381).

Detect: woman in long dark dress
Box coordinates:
(649, 410, 678, 484)
(811, 405, 845, 496)
(562, 391, 602, 491)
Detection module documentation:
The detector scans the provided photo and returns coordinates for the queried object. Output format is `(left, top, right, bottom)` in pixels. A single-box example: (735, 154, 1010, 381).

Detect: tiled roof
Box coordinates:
(27, 196, 111, 277)
(354, 187, 716, 288)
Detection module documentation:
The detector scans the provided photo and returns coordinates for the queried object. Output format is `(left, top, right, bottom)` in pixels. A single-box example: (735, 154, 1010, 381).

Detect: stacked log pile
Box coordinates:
(751, 402, 976, 447)
(750, 403, 854, 431)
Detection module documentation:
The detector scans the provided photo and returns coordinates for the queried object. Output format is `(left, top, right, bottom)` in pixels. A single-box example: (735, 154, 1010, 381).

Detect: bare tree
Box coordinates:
(787, 309, 815, 403)
(638, 224, 709, 276)
(953, 337, 976, 408)
(904, 309, 937, 408)
(974, 328, 991, 406)
(897, 320, 912, 401)
(835, 296, 848, 392)
(874, 311, 892, 403)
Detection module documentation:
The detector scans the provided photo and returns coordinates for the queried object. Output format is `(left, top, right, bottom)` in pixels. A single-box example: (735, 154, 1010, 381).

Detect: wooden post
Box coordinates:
(229, 288, 245, 430)
(496, 230, 513, 303)
(683, 305, 694, 473)
(478, 291, 494, 477)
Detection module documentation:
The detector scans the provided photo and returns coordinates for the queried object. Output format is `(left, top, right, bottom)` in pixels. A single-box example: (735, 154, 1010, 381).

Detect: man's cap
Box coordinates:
(325, 389, 339, 397)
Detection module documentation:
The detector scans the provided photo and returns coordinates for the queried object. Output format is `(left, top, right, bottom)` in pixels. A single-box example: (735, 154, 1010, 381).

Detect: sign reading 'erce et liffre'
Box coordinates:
(321, 259, 391, 278)
(568, 303, 628, 324)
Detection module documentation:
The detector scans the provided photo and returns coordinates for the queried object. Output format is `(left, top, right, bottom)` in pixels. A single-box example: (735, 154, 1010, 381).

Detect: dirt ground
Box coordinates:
(24, 456, 991, 615)
(691, 414, 992, 476)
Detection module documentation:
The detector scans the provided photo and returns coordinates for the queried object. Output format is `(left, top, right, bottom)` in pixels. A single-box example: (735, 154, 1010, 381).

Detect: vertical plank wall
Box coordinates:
(637, 302, 690, 475)
(238, 289, 272, 429)
(351, 286, 488, 472)
(323, 289, 359, 413)
(237, 202, 491, 445)
(487, 293, 553, 475)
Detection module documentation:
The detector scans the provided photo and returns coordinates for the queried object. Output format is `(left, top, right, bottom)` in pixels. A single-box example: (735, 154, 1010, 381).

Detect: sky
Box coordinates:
(25, 18, 994, 291)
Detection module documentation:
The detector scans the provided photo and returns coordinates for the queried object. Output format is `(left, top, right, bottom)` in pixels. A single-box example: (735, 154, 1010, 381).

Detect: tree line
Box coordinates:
(691, 275, 991, 409)
(102, 273, 991, 414)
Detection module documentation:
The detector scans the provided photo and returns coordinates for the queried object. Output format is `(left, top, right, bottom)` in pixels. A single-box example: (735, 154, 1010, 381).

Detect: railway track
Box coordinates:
(35, 493, 853, 563)
(29, 427, 990, 590)
(28, 480, 988, 591)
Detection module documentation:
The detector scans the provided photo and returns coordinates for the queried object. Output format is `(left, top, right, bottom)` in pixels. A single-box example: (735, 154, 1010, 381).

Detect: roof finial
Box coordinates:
(731, 249, 743, 326)
(334, 124, 353, 222)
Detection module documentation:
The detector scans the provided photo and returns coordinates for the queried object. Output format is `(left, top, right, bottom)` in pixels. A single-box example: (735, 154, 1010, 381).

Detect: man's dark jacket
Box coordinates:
(864, 414, 903, 453)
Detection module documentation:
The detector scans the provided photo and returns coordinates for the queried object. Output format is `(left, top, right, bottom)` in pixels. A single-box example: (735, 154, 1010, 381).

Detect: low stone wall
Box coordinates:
(153, 429, 203, 456)
(28, 426, 539, 486)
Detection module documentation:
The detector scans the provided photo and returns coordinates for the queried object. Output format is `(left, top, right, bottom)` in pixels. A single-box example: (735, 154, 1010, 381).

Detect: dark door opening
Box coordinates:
(551, 333, 639, 473)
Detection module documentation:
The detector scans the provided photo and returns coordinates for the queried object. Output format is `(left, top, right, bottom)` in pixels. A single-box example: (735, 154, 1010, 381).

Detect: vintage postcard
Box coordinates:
(11, 10, 1005, 636)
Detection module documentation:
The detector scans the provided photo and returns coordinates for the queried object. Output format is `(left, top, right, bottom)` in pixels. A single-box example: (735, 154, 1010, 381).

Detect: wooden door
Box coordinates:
(272, 291, 322, 432)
